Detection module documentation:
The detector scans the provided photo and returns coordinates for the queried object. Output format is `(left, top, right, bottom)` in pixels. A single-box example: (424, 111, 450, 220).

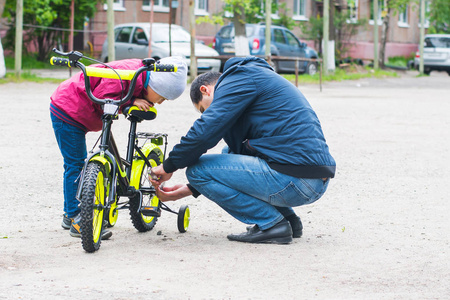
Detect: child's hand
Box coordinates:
(134, 98, 153, 111)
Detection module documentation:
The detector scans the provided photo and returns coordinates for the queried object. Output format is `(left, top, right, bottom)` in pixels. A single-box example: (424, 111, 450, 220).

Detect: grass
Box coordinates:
(1, 54, 99, 84)
(282, 65, 399, 85)
(387, 55, 415, 68)
(2, 54, 400, 85)
(0, 71, 65, 84)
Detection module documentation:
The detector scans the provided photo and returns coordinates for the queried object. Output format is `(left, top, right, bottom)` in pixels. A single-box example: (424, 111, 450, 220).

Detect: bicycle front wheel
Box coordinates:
(129, 151, 160, 232)
(80, 161, 108, 252)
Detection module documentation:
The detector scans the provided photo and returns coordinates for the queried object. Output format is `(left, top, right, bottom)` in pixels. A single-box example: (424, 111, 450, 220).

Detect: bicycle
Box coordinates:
(50, 48, 190, 253)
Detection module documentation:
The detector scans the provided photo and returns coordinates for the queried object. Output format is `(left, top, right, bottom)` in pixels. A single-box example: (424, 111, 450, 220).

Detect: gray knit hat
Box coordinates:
(148, 56, 187, 100)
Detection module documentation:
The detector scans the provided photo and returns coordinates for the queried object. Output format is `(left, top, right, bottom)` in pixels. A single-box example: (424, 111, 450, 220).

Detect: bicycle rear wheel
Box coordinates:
(129, 152, 160, 232)
(80, 161, 108, 252)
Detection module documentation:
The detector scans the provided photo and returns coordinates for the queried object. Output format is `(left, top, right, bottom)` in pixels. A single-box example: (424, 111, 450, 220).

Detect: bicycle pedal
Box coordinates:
(140, 206, 161, 217)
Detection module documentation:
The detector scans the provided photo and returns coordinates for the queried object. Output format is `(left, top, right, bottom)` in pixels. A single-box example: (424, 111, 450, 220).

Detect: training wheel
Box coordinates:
(105, 200, 118, 228)
(177, 204, 190, 233)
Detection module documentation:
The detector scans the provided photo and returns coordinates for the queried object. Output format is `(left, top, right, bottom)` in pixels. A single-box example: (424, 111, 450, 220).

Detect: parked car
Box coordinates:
(213, 23, 318, 75)
(414, 34, 450, 75)
(100, 23, 221, 73)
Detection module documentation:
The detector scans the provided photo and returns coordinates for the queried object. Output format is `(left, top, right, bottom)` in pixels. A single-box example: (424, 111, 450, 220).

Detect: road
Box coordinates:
(0, 70, 449, 299)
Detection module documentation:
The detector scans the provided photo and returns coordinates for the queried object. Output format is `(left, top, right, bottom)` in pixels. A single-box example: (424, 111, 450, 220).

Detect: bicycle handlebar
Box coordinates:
(49, 48, 177, 106)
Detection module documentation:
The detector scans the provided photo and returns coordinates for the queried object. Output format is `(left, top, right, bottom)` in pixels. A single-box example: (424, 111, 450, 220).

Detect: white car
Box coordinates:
(414, 34, 450, 76)
(100, 22, 221, 73)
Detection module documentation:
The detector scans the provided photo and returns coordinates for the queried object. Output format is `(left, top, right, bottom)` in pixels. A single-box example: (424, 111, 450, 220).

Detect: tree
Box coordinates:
(198, 0, 280, 56)
(0, 0, 6, 77)
(2, 0, 98, 61)
(428, 0, 450, 33)
(377, 0, 412, 68)
(299, 9, 365, 63)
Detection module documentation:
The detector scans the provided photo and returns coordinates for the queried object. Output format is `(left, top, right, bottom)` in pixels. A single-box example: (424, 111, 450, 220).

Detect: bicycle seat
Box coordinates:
(123, 106, 157, 121)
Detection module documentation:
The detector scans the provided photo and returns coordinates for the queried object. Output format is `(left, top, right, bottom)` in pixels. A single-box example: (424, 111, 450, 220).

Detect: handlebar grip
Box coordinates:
(50, 56, 71, 67)
(153, 64, 177, 72)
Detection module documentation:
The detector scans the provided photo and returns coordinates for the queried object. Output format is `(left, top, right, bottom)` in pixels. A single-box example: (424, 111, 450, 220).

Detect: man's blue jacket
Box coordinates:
(163, 56, 336, 179)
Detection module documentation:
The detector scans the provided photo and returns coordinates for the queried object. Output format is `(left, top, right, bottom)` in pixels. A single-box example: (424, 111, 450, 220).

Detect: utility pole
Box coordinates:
(169, 0, 172, 56)
(148, 0, 154, 58)
(419, 0, 425, 74)
(373, 0, 379, 69)
(323, 0, 329, 75)
(15, 0, 23, 79)
(69, 0, 74, 76)
(265, 0, 271, 62)
(107, 0, 115, 62)
(189, 0, 197, 81)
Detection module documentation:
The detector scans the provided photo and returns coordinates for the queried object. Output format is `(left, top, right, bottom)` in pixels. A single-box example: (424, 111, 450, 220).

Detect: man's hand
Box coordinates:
(150, 164, 173, 185)
(154, 184, 193, 202)
(134, 98, 153, 111)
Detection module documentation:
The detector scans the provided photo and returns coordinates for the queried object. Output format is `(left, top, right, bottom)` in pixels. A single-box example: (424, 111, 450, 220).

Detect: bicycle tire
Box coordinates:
(129, 152, 160, 232)
(80, 161, 107, 253)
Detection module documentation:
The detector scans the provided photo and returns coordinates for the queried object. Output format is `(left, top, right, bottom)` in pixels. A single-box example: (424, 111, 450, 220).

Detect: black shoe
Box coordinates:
(61, 214, 73, 230)
(246, 215, 303, 238)
(69, 215, 112, 240)
(286, 215, 303, 238)
(228, 219, 293, 244)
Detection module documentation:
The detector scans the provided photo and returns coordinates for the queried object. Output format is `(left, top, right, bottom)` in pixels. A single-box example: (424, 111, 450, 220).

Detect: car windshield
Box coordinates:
(152, 26, 191, 43)
(424, 37, 450, 48)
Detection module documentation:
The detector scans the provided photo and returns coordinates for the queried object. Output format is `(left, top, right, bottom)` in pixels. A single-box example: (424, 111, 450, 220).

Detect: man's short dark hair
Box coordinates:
(190, 71, 222, 104)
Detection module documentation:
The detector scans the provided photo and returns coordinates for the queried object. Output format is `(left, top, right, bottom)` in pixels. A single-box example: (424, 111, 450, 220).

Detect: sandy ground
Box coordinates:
(0, 70, 449, 299)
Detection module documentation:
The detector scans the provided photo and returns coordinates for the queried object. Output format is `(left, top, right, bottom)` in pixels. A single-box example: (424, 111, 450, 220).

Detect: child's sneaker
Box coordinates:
(61, 214, 73, 230)
(69, 214, 112, 240)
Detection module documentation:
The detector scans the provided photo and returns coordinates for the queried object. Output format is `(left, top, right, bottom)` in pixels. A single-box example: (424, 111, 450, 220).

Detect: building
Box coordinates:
(86, 0, 426, 61)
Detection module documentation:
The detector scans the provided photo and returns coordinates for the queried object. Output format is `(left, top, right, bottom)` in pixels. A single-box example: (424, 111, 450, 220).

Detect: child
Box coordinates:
(50, 56, 187, 239)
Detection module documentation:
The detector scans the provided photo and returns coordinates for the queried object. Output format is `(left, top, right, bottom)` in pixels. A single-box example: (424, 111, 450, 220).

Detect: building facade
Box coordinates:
(88, 0, 426, 60)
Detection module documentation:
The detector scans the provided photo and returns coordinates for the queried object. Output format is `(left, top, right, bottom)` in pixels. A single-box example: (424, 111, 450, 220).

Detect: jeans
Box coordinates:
(186, 152, 330, 230)
(51, 113, 87, 218)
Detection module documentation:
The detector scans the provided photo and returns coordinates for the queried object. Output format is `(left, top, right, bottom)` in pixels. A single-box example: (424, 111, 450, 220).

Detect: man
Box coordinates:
(151, 56, 336, 244)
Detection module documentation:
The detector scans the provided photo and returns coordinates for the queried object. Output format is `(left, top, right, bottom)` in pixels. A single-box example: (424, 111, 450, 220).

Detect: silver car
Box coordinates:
(414, 34, 450, 76)
(100, 22, 221, 73)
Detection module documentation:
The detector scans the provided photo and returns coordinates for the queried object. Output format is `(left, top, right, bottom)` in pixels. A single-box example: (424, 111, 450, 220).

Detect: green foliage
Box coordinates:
(272, 3, 296, 30)
(428, 0, 450, 34)
(0, 71, 65, 84)
(3, 0, 99, 61)
(387, 54, 414, 67)
(299, 10, 365, 61)
(282, 66, 398, 84)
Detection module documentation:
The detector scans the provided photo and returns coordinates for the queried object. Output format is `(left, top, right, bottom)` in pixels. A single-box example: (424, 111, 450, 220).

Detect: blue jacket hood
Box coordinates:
(223, 56, 273, 74)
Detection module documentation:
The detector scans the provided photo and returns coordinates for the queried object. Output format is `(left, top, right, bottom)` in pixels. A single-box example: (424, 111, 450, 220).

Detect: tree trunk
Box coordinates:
(379, 8, 391, 68)
(0, 0, 6, 78)
(233, 5, 249, 56)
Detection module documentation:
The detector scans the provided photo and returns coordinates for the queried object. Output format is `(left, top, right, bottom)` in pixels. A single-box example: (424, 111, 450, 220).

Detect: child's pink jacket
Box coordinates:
(51, 59, 148, 132)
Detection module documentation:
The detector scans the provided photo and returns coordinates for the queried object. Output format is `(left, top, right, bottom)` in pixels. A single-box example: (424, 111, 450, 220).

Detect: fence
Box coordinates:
(195, 55, 323, 91)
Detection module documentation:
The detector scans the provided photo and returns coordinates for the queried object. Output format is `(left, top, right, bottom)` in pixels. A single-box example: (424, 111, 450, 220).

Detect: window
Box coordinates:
(285, 31, 300, 48)
(195, 0, 208, 16)
(347, 0, 358, 23)
(116, 27, 133, 43)
(273, 29, 286, 45)
(398, 5, 409, 27)
(142, 0, 169, 13)
(293, 0, 307, 21)
(132, 28, 147, 44)
(103, 0, 126, 11)
(369, 0, 383, 25)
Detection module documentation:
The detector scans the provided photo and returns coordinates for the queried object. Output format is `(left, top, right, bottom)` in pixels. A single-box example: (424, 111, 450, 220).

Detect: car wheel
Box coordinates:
(104, 56, 108, 63)
(447, 71, 450, 76)
(269, 59, 279, 73)
(424, 68, 431, 75)
(306, 62, 317, 75)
